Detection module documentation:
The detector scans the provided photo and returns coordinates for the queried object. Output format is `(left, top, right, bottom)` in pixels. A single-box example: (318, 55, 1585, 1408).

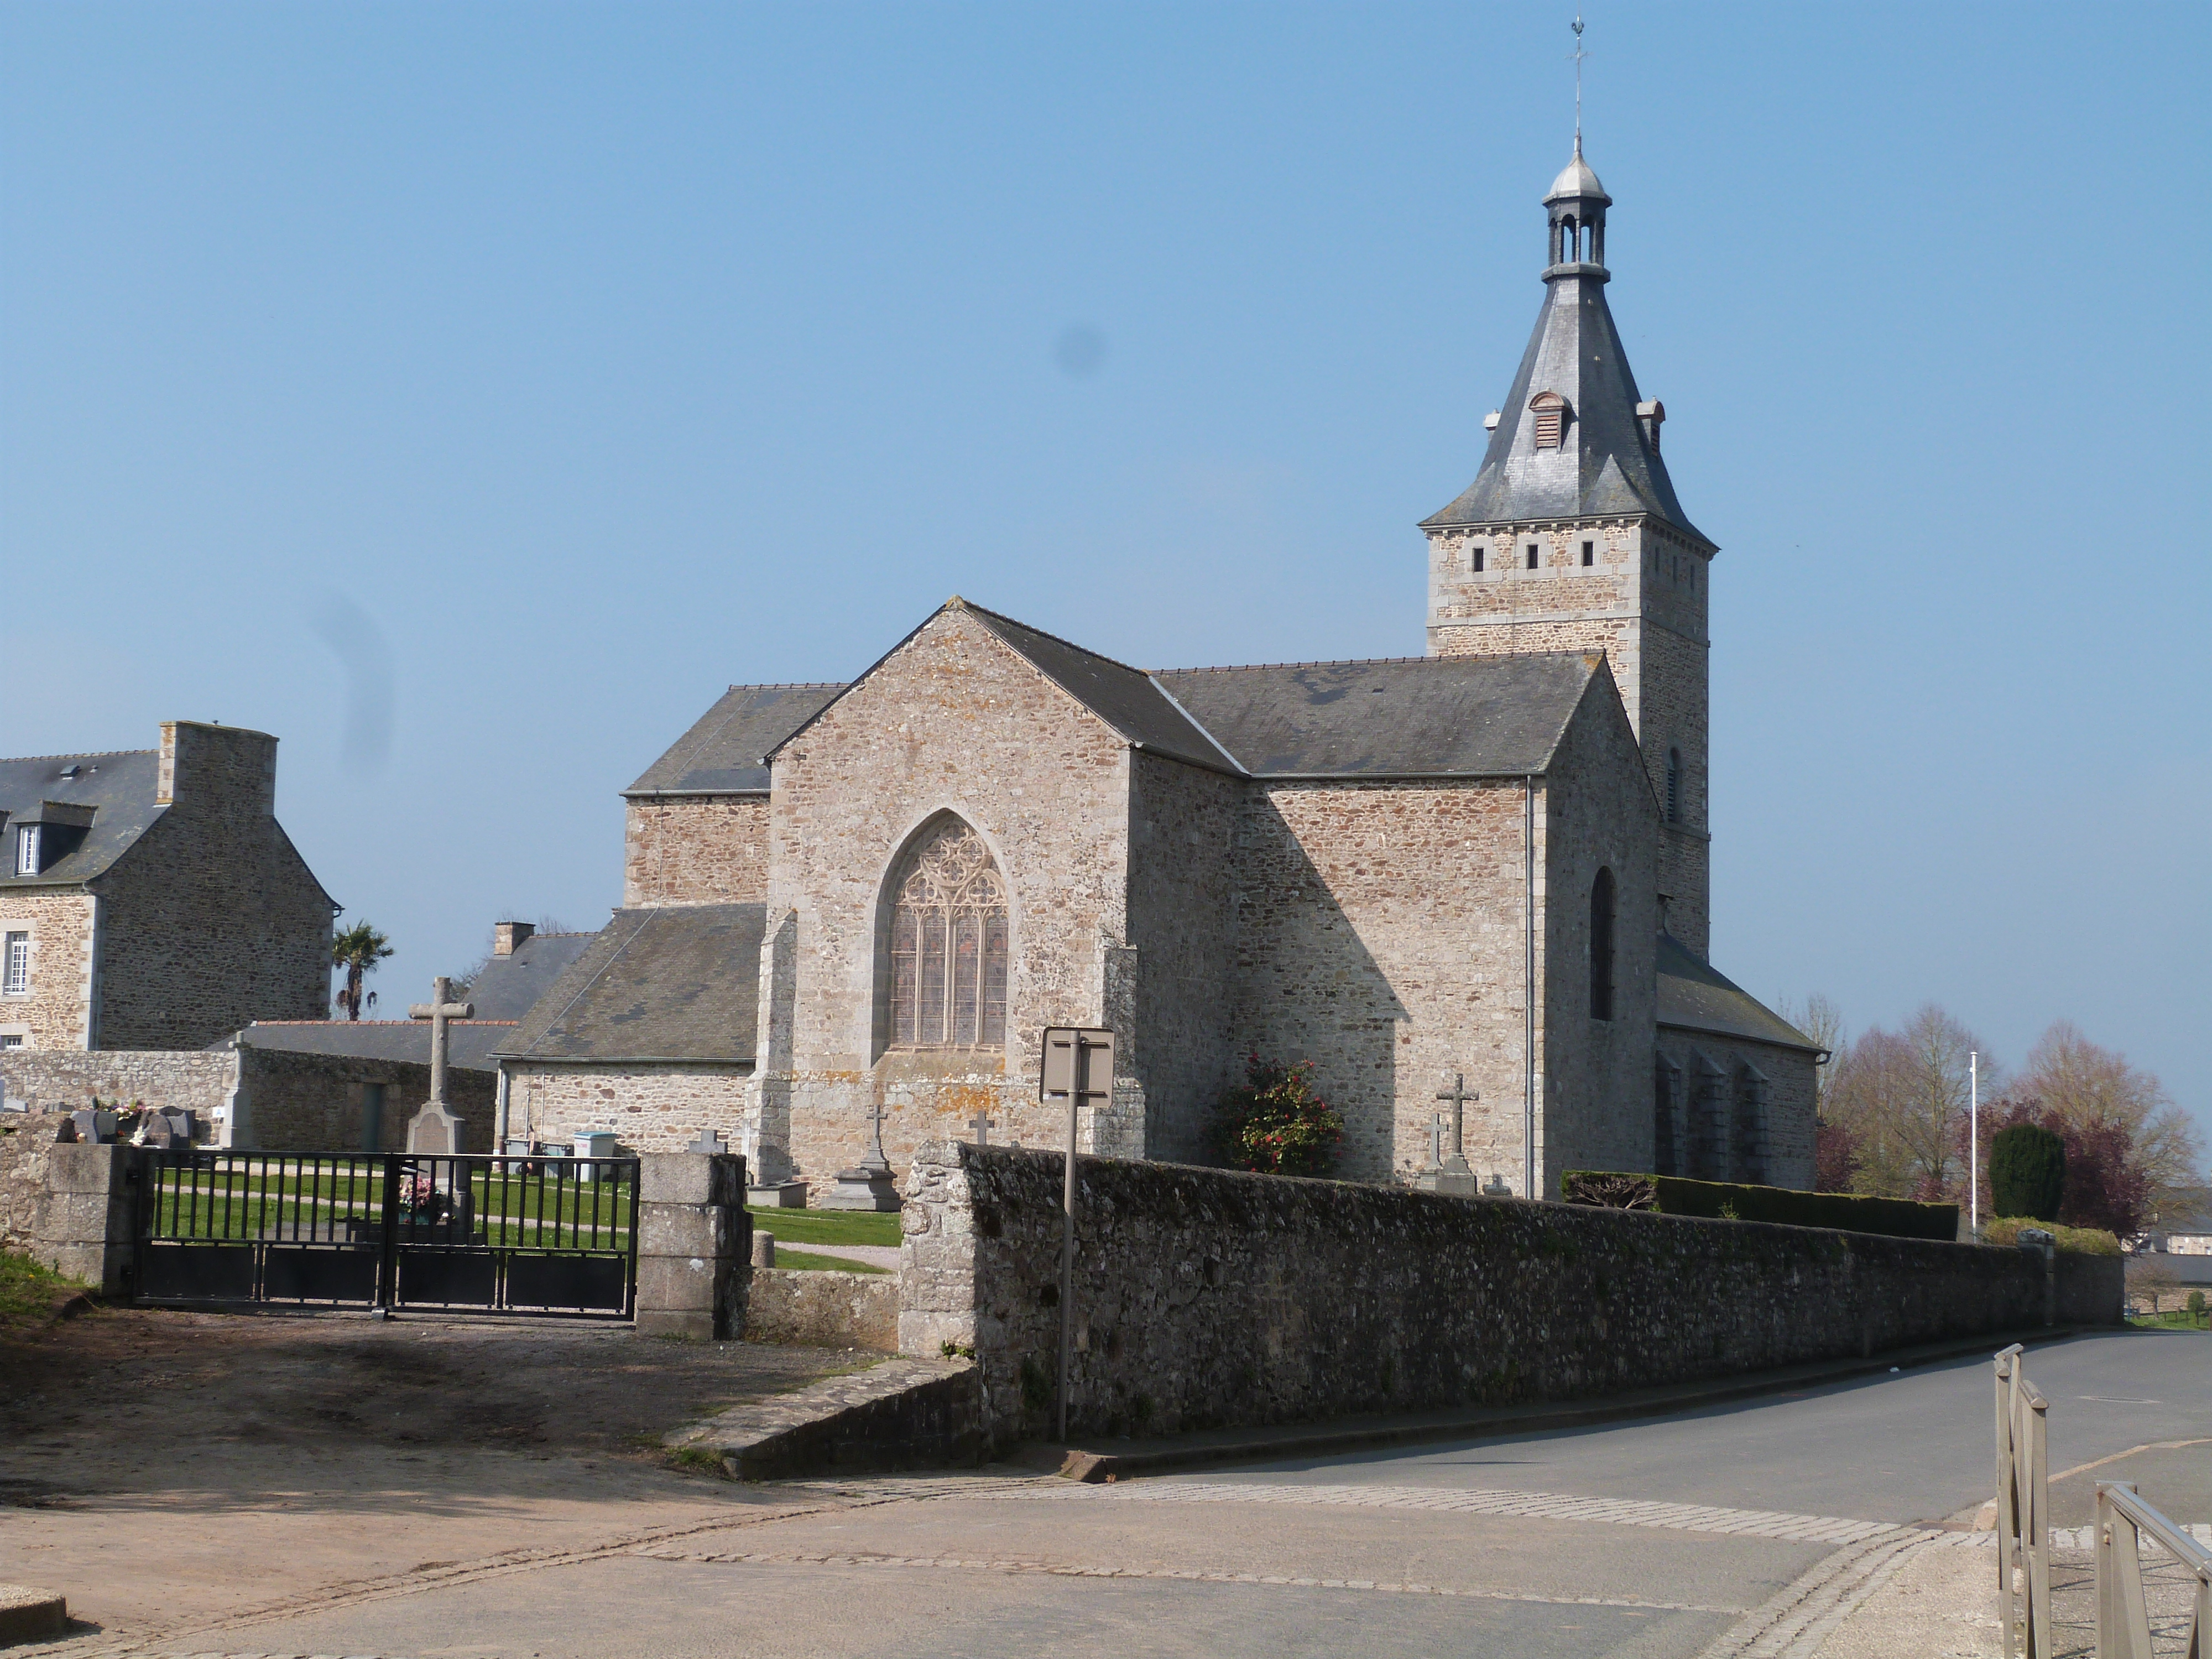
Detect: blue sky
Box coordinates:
(4, 4, 2207, 1150)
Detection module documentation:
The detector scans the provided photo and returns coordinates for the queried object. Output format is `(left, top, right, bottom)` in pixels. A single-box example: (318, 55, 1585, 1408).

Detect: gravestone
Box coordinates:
(405, 1102, 465, 1155)
(821, 1098, 900, 1212)
(70, 1109, 117, 1145)
(1415, 1073, 1480, 1198)
(140, 1109, 194, 1150)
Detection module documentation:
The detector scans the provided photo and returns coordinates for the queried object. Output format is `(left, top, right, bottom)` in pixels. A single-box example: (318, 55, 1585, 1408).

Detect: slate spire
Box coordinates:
(1421, 144, 1708, 545)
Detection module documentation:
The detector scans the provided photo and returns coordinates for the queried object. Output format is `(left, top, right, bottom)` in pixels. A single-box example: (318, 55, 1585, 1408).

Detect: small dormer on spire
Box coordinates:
(1544, 137, 1611, 280)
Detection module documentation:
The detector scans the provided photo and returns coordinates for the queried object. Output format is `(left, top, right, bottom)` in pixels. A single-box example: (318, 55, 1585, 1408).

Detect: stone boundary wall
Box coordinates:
(898, 1142, 2123, 1447)
(238, 1048, 493, 1152)
(746, 1267, 898, 1352)
(0, 1117, 135, 1294)
(1, 1050, 236, 1119)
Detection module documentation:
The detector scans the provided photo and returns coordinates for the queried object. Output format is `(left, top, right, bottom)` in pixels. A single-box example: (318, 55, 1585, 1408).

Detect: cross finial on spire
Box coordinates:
(1571, 14, 1587, 153)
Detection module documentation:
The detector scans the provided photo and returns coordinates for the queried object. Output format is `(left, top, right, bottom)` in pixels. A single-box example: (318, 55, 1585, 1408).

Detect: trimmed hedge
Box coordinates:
(1562, 1170, 1960, 1242)
(1982, 1215, 2121, 1256)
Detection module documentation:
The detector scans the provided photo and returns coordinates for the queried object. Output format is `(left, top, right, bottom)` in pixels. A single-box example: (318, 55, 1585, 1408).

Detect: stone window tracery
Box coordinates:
(886, 819, 1008, 1050)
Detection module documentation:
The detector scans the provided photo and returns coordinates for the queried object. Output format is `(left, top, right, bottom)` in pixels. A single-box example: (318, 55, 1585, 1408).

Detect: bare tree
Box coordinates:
(1823, 1005, 1995, 1199)
(1778, 992, 1845, 1110)
(2016, 1021, 2204, 1210)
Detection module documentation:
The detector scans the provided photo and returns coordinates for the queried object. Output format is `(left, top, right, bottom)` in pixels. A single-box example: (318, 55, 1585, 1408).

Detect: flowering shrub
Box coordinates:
(1214, 1053, 1343, 1178)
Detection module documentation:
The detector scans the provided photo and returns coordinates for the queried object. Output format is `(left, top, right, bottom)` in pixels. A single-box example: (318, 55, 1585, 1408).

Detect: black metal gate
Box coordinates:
(134, 1150, 639, 1318)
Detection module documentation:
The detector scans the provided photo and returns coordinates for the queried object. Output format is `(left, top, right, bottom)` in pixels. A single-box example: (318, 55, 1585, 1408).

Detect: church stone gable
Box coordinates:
(764, 607, 1135, 1185)
(1229, 778, 1533, 1187)
(624, 796, 769, 906)
(1538, 670, 1660, 1187)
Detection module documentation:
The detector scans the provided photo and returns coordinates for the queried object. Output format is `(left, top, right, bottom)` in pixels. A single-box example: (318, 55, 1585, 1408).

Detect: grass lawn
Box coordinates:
(0, 1249, 87, 1335)
(2127, 1309, 2209, 1331)
(746, 1207, 901, 1248)
(771, 1248, 891, 1275)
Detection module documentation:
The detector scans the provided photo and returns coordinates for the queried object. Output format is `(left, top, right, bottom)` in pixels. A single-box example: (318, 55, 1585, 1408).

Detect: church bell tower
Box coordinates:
(1421, 140, 1718, 957)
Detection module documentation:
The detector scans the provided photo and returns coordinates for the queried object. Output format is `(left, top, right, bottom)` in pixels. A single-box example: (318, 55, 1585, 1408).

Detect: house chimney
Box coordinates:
(157, 721, 278, 816)
(494, 921, 535, 957)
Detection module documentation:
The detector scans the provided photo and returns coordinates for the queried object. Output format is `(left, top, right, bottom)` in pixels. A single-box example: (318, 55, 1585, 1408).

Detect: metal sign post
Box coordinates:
(1040, 1026, 1113, 1443)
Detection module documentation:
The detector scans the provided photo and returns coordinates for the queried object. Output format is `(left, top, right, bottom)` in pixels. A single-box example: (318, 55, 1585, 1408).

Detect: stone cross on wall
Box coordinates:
(968, 1111, 996, 1147)
(405, 975, 474, 1155)
(1417, 1072, 1480, 1198)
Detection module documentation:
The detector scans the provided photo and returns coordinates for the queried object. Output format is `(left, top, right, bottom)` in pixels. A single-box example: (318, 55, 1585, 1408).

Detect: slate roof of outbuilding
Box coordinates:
(227, 1020, 518, 1074)
(1155, 652, 1603, 779)
(462, 932, 598, 1022)
(496, 905, 766, 1064)
(0, 749, 164, 890)
(1655, 933, 1821, 1055)
(626, 685, 846, 796)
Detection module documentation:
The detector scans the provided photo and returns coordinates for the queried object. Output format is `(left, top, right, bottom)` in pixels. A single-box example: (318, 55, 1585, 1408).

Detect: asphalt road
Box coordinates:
(39, 1329, 2210, 1659)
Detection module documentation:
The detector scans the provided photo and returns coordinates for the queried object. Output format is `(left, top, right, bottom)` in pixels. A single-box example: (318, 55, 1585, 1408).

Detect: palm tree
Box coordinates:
(332, 920, 394, 1020)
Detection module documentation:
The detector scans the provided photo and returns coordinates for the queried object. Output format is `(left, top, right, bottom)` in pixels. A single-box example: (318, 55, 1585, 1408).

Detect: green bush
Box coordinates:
(1981, 1215, 2121, 1255)
(1215, 1053, 1344, 1178)
(1561, 1170, 1958, 1242)
(2187, 1290, 2206, 1321)
(1989, 1124, 2065, 1222)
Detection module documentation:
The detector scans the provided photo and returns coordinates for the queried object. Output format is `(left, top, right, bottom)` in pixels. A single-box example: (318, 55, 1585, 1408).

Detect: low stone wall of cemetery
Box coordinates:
(0, 1114, 135, 1293)
(1, 1050, 237, 1119)
(747, 1267, 899, 1352)
(237, 1048, 494, 1152)
(897, 1142, 2124, 1446)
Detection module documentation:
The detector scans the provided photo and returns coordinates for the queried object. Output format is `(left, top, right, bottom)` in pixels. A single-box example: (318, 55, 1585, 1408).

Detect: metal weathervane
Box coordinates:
(1571, 14, 1588, 148)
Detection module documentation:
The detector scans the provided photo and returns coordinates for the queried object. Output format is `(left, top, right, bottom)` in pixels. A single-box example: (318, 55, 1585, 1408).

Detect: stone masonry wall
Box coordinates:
(507, 1062, 753, 1156)
(624, 796, 771, 907)
(898, 1142, 2122, 1447)
(0, 891, 97, 1051)
(761, 606, 1140, 1195)
(1, 1047, 236, 1118)
(95, 723, 333, 1050)
(0, 1117, 137, 1293)
(1126, 751, 1239, 1166)
(1656, 1030, 1818, 1193)
(238, 1048, 495, 1153)
(1541, 672, 1660, 1186)
(1229, 778, 1537, 1187)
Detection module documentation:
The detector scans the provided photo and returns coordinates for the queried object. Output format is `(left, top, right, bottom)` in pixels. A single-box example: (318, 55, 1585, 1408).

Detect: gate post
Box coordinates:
(635, 1151, 749, 1339)
(34, 1140, 139, 1298)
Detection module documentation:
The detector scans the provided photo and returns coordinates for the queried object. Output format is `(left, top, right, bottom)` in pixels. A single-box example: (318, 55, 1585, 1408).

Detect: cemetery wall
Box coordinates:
(624, 796, 770, 907)
(0, 1115, 134, 1293)
(746, 1266, 898, 1351)
(237, 1049, 494, 1152)
(898, 1142, 2122, 1446)
(1, 1048, 236, 1118)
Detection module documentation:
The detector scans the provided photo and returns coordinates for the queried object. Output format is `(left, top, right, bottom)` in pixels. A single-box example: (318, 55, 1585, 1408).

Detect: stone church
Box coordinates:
(502, 143, 1821, 1198)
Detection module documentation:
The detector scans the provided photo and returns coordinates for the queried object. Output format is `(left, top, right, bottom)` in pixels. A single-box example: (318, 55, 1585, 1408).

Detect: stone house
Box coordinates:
(0, 721, 336, 1055)
(508, 142, 1822, 1197)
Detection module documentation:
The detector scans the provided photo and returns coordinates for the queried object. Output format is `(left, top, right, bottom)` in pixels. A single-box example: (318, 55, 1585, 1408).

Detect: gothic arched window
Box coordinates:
(886, 819, 1009, 1050)
(1589, 867, 1615, 1021)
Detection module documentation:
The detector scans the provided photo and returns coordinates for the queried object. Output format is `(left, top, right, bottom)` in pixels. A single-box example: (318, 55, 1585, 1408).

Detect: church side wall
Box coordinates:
(1230, 778, 1532, 1187)
(1542, 685, 1661, 1187)
(1642, 624, 1711, 955)
(763, 608, 1137, 1194)
(506, 1061, 750, 1156)
(1125, 752, 1240, 1165)
(0, 890, 97, 1051)
(92, 811, 333, 1051)
(1656, 1031, 1818, 1193)
(624, 796, 770, 907)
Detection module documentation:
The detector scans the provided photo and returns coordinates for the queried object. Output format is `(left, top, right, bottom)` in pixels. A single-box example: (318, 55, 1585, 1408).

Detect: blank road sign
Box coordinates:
(1040, 1027, 1114, 1102)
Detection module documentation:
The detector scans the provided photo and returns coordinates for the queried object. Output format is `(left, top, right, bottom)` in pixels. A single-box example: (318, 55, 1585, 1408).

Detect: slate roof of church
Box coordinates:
(0, 749, 164, 889)
(1420, 149, 1710, 546)
(495, 905, 766, 1064)
(227, 1020, 518, 1074)
(1155, 653, 1602, 779)
(1655, 934, 1822, 1055)
(625, 685, 846, 796)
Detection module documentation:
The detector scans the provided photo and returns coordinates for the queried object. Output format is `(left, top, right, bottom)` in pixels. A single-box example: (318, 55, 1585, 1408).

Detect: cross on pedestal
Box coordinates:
(408, 975, 474, 1109)
(968, 1110, 997, 1147)
(1434, 1073, 1477, 1176)
(859, 1097, 891, 1175)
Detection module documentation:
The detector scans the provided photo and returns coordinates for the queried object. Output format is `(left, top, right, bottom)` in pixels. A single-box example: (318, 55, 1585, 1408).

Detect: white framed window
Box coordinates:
(13, 827, 38, 876)
(2, 932, 28, 997)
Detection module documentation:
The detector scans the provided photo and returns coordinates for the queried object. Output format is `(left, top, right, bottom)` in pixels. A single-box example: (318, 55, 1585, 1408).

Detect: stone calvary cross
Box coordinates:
(404, 975, 474, 1155)
(1416, 1072, 1480, 1197)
